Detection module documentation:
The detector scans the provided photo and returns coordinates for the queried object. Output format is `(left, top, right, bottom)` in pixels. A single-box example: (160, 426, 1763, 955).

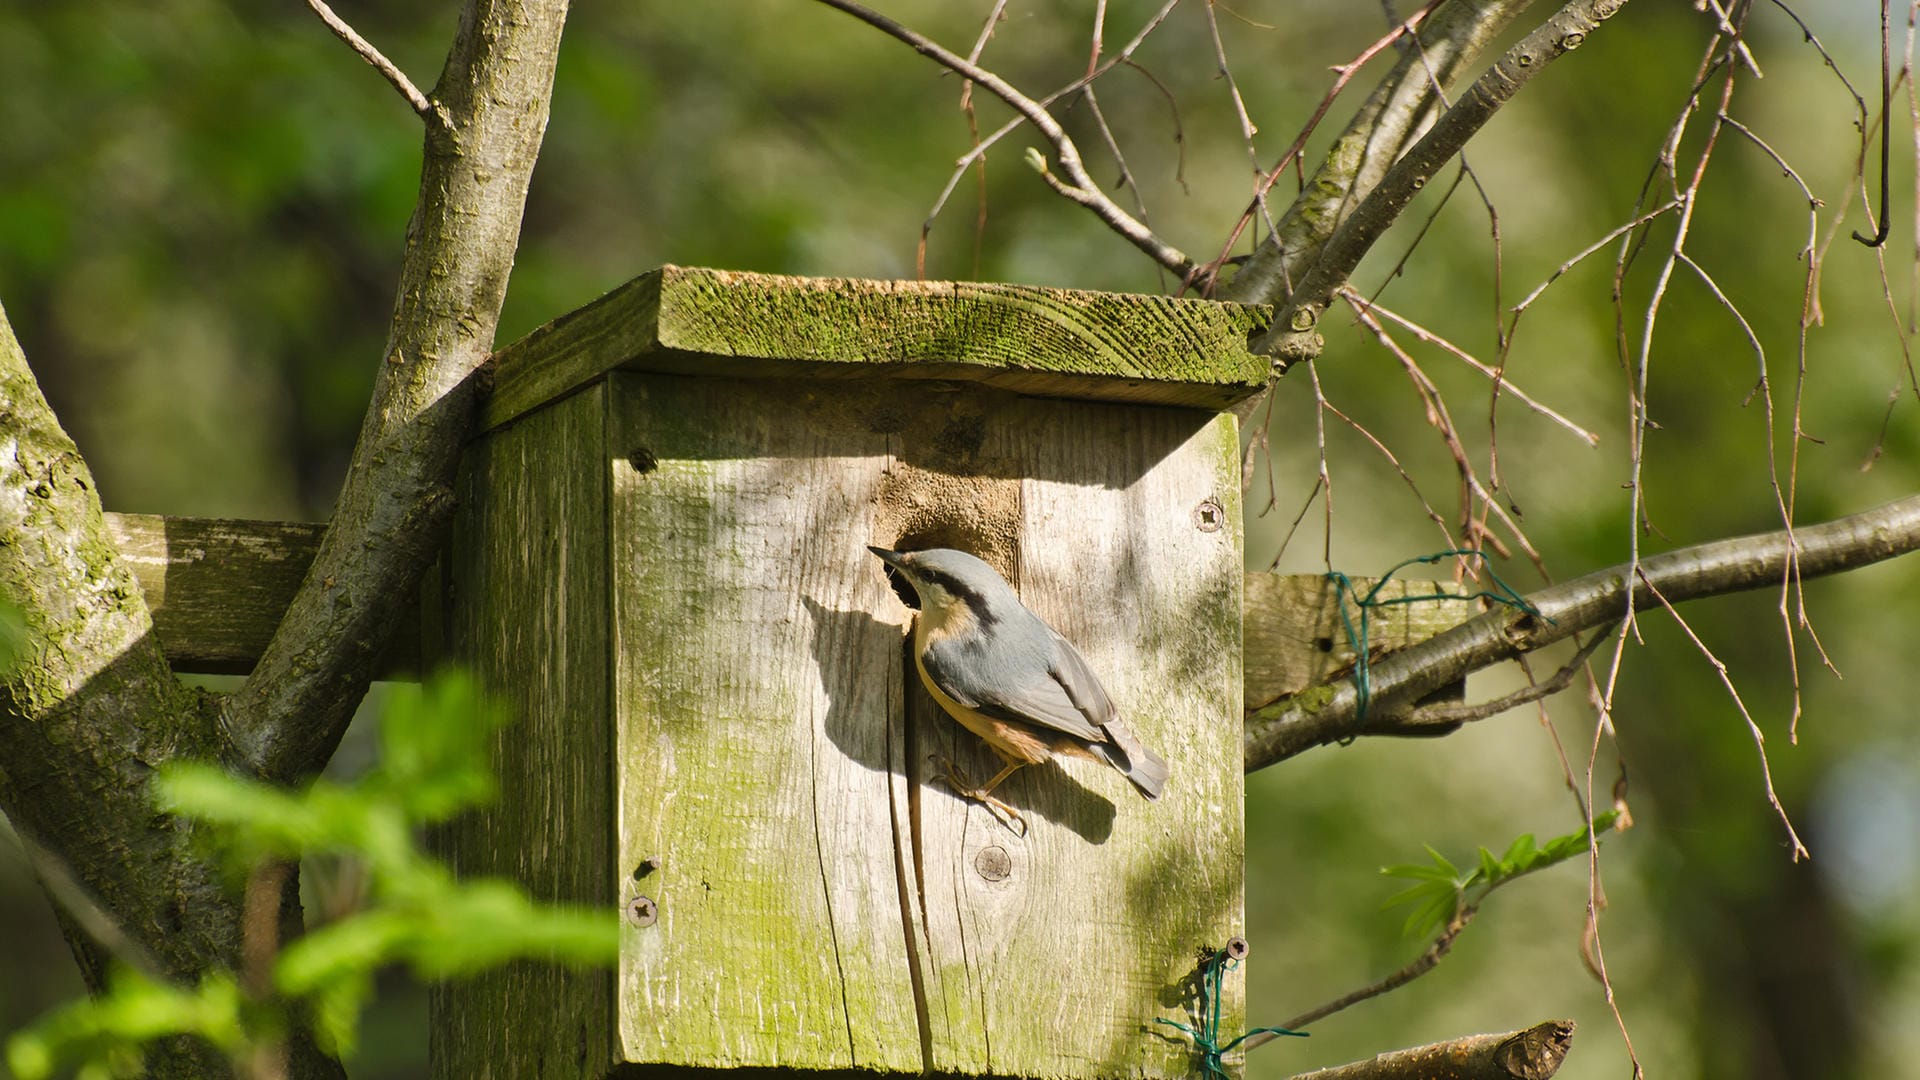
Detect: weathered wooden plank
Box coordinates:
(1243, 573, 1478, 712)
(102, 512, 418, 676)
(429, 386, 615, 1079)
(485, 265, 1272, 430)
(609, 373, 922, 1071)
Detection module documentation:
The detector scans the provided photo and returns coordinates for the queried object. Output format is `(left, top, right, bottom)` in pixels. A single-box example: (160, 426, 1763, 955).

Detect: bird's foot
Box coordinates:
(929, 755, 1026, 837)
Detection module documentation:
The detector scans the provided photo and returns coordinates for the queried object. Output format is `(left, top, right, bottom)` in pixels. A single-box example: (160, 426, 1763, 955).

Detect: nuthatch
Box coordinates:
(869, 546, 1168, 827)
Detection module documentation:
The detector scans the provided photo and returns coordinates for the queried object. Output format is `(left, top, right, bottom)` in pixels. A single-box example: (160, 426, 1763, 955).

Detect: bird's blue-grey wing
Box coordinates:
(1047, 627, 1169, 799)
(920, 632, 1105, 742)
(1041, 627, 1118, 725)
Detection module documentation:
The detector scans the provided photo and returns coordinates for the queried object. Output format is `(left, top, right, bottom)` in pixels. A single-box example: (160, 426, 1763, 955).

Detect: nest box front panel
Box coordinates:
(608, 370, 1244, 1077)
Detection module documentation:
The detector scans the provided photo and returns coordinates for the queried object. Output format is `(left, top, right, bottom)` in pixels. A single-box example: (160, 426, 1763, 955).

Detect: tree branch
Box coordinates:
(302, 0, 449, 129)
(1256, 0, 1631, 367)
(1221, 0, 1539, 307)
(223, 0, 573, 784)
(814, 0, 1195, 277)
(1246, 494, 1920, 771)
(1281, 1020, 1575, 1080)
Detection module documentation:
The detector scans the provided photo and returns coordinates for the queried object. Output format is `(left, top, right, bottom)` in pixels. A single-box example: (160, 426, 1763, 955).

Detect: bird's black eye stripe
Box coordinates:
(919, 568, 1000, 626)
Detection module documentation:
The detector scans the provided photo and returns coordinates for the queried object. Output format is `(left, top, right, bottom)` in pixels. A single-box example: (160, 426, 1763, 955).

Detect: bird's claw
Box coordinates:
(929, 755, 1027, 837)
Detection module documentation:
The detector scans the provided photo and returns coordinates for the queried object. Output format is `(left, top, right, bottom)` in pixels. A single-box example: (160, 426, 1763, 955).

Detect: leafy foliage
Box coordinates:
(5, 671, 618, 1078)
(1382, 811, 1623, 939)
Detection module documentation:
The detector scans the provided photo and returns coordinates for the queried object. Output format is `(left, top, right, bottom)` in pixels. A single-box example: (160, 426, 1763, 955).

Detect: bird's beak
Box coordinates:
(867, 546, 909, 570)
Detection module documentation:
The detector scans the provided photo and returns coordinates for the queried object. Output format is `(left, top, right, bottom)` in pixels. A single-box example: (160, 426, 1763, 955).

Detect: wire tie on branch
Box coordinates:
(1155, 938, 1305, 1078)
(1328, 549, 1545, 722)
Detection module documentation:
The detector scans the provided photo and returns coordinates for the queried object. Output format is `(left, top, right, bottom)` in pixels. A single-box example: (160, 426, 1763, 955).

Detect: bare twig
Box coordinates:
(9, 828, 165, 980)
(1635, 571, 1809, 858)
(817, 0, 1193, 275)
(1341, 287, 1600, 446)
(303, 0, 449, 129)
(241, 861, 291, 1080)
(1855, 0, 1892, 246)
(935, 0, 1010, 279)
(919, 0, 1180, 235)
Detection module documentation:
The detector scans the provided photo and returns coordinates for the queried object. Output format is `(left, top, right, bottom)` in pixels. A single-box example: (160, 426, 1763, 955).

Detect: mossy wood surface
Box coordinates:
(608, 372, 1244, 1076)
(101, 513, 418, 676)
(1243, 573, 1478, 712)
(484, 265, 1270, 430)
(430, 386, 616, 1079)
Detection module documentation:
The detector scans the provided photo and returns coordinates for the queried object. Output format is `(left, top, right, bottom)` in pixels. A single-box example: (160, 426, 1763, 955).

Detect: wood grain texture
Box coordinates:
(429, 386, 615, 1080)
(607, 372, 1243, 1077)
(1243, 574, 1477, 712)
(102, 512, 418, 676)
(485, 265, 1271, 429)
(610, 373, 920, 1072)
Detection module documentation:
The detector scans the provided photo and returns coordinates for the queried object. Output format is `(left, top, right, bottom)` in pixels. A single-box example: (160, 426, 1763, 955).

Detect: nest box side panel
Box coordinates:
(902, 404, 1246, 1079)
(608, 372, 921, 1071)
(432, 385, 615, 1079)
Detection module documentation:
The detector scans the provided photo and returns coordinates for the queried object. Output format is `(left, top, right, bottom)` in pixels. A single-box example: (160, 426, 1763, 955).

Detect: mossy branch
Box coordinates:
(1221, 0, 1539, 308)
(1246, 494, 1920, 770)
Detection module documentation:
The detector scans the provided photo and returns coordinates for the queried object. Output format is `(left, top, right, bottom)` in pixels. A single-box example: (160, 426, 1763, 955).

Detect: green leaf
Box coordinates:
(1381, 861, 1456, 883)
(276, 911, 414, 996)
(1421, 844, 1460, 879)
(1476, 845, 1502, 885)
(372, 671, 509, 822)
(304, 971, 374, 1060)
(4, 967, 246, 1080)
(25, 665, 613, 1073)
(1401, 890, 1458, 938)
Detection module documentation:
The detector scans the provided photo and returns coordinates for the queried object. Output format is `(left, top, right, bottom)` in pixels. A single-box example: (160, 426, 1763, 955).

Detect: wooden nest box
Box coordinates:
(430, 265, 1270, 1079)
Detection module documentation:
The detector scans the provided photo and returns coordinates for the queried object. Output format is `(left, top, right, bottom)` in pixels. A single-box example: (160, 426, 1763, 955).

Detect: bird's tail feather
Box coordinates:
(1098, 722, 1169, 800)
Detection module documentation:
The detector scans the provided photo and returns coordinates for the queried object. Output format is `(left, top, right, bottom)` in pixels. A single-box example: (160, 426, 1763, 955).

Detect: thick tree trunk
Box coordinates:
(0, 302, 289, 1077)
(0, 0, 573, 1071)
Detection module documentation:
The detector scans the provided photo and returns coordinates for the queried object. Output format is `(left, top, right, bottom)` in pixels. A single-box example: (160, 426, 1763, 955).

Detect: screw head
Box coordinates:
(1193, 498, 1224, 533)
(1226, 936, 1250, 961)
(626, 895, 658, 928)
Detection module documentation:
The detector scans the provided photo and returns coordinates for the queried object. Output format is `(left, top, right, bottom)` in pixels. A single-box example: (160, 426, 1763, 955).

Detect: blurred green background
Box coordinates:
(2, 2, 1916, 1078)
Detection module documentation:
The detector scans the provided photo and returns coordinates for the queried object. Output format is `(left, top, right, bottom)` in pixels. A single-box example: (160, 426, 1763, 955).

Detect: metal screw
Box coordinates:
(628, 447, 658, 474)
(1226, 936, 1250, 961)
(626, 895, 658, 928)
(974, 845, 1012, 882)
(1193, 498, 1224, 533)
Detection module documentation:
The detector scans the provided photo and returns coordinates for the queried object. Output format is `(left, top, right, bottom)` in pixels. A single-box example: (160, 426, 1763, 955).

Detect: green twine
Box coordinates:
(1326, 549, 1545, 722)
(1154, 945, 1304, 1079)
